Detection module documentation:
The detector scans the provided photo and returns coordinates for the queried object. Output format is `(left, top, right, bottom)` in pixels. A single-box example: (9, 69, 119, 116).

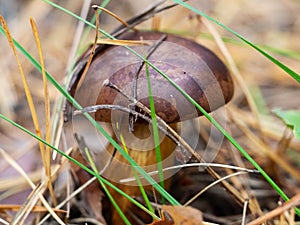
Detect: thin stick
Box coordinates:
(92, 5, 130, 29)
(120, 163, 258, 183)
(75, 104, 178, 148)
(242, 199, 249, 225)
(75, 5, 100, 92)
(129, 34, 167, 132)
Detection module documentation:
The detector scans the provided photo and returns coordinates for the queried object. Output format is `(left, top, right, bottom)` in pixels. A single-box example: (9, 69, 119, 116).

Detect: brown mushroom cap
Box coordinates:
(71, 31, 234, 124)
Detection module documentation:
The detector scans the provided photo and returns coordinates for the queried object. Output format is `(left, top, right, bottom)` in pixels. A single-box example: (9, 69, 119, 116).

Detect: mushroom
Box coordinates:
(67, 31, 234, 224)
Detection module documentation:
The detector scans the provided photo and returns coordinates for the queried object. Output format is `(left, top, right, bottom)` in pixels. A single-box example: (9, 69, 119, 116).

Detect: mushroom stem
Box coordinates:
(102, 122, 178, 224)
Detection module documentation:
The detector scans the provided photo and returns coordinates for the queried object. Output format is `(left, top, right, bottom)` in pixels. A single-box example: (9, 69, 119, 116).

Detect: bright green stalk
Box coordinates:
(145, 63, 164, 189)
(84, 147, 131, 225)
(119, 130, 155, 216)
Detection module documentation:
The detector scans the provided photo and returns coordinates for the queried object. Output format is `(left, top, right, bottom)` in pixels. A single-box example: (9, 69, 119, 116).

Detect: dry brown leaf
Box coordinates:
(157, 205, 203, 225)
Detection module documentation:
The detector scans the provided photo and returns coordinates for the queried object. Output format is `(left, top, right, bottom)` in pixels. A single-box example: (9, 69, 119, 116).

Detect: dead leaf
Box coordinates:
(161, 205, 203, 225)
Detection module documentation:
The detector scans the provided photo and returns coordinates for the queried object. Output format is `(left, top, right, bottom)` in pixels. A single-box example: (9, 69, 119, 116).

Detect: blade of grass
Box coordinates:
(169, 0, 300, 215)
(218, 35, 300, 60)
(173, 0, 300, 83)
(51, 0, 93, 161)
(118, 126, 155, 217)
(145, 63, 164, 189)
(84, 146, 131, 225)
(143, 57, 300, 215)
(148, 61, 300, 215)
(161, 30, 300, 60)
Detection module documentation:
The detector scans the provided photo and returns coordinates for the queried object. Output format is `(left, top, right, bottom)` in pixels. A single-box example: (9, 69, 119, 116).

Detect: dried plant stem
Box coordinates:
(92, 5, 130, 29)
(75, 5, 101, 92)
(184, 171, 249, 206)
(30, 17, 57, 206)
(0, 16, 47, 177)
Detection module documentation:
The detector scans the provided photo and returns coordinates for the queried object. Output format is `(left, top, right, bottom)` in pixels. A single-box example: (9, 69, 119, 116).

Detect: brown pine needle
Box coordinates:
(0, 204, 66, 214)
(97, 39, 151, 46)
(92, 5, 130, 29)
(0, 16, 46, 178)
(0, 15, 61, 224)
(75, 6, 100, 91)
(30, 17, 57, 206)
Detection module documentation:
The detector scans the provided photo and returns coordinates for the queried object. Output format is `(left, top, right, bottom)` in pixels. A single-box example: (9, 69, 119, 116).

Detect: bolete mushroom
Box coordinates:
(67, 30, 234, 224)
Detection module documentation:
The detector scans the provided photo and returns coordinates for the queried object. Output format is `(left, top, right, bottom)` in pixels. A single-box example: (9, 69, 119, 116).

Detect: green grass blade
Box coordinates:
(119, 130, 155, 216)
(84, 147, 131, 225)
(200, 33, 300, 60)
(173, 0, 300, 83)
(134, 170, 155, 217)
(145, 63, 164, 189)
(141, 29, 300, 60)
